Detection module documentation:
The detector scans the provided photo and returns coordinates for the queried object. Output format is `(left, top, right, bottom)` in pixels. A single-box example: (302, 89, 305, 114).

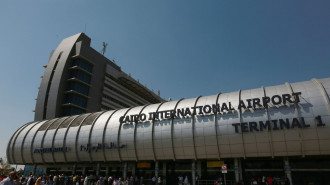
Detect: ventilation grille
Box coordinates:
(38, 119, 57, 131)
(70, 114, 90, 127)
(48, 117, 68, 130)
(81, 112, 103, 126)
(59, 115, 79, 129)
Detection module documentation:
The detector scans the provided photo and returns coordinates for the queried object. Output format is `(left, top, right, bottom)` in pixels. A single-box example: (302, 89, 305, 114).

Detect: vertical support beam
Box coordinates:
(101, 110, 118, 161)
(197, 161, 202, 179)
(132, 162, 136, 177)
(192, 96, 202, 160)
(262, 86, 275, 158)
(134, 105, 150, 161)
(106, 167, 109, 176)
(152, 103, 165, 161)
(123, 162, 128, 180)
(214, 93, 222, 160)
(20, 122, 41, 164)
(170, 99, 184, 161)
(284, 157, 293, 185)
(239, 159, 243, 181)
(234, 158, 240, 183)
(32, 165, 37, 175)
(8, 122, 32, 164)
(72, 164, 77, 175)
(155, 161, 159, 178)
(87, 112, 106, 162)
(82, 167, 86, 175)
(96, 163, 100, 177)
(192, 161, 196, 185)
(238, 90, 247, 158)
(285, 82, 305, 157)
(162, 162, 166, 178)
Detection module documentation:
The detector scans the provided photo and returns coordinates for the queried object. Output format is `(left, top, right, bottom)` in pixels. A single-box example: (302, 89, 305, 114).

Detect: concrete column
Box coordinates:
(72, 164, 77, 175)
(132, 163, 136, 176)
(192, 161, 196, 185)
(106, 167, 109, 176)
(96, 163, 100, 177)
(123, 163, 128, 180)
(82, 167, 86, 175)
(239, 159, 243, 181)
(284, 157, 293, 185)
(197, 161, 202, 179)
(32, 165, 37, 175)
(234, 158, 240, 183)
(155, 161, 159, 178)
(162, 162, 167, 178)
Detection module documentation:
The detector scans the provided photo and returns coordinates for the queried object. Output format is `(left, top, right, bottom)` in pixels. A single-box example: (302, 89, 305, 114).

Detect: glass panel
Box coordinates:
(67, 82, 89, 96)
(65, 94, 88, 108)
(69, 70, 91, 84)
(71, 59, 93, 73)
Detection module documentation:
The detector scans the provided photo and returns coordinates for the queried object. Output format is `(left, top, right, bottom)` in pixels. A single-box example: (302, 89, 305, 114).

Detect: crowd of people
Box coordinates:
(0, 171, 152, 185)
(248, 176, 290, 185)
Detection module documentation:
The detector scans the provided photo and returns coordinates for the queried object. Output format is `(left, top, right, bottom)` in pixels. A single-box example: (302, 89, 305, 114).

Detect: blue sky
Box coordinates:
(0, 1, 329, 159)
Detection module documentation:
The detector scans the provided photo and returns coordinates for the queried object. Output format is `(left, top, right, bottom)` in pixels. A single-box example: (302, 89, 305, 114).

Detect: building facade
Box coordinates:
(34, 33, 164, 121)
(7, 78, 330, 185)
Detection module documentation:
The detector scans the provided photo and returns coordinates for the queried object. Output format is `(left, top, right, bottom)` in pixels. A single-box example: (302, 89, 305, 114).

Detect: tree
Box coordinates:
(0, 157, 12, 177)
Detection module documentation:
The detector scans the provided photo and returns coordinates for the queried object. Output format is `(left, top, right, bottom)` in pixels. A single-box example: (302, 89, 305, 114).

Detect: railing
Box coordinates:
(197, 180, 233, 185)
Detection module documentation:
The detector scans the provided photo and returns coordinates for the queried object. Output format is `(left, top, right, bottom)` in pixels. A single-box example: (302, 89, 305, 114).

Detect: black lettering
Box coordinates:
(221, 103, 229, 112)
(291, 118, 302, 128)
(238, 100, 246, 110)
(197, 106, 204, 115)
(153, 112, 159, 120)
(279, 119, 290, 129)
(134, 115, 139, 122)
(191, 107, 197, 115)
(148, 112, 154, 120)
(212, 104, 220, 114)
(282, 94, 294, 105)
(119, 116, 125, 123)
(252, 98, 262, 109)
(177, 108, 185, 117)
(124, 116, 130, 123)
(249, 122, 259, 132)
(315, 115, 325, 126)
(262, 96, 271, 108)
(246, 99, 252, 108)
(271, 95, 282, 105)
(259, 121, 271, 131)
(185, 108, 191, 116)
(203, 105, 212, 114)
(272, 120, 279, 130)
(292, 92, 302, 103)
(140, 114, 146, 121)
(228, 102, 235, 111)
(241, 122, 248, 132)
(164, 111, 170, 119)
(301, 117, 310, 128)
(170, 110, 176, 118)
(232, 123, 240, 133)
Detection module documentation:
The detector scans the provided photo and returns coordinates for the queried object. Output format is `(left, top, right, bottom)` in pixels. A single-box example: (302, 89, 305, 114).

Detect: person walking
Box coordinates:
(0, 171, 17, 185)
(183, 176, 189, 185)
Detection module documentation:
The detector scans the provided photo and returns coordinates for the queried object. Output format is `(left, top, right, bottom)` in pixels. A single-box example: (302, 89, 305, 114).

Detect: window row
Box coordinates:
(69, 70, 91, 84)
(67, 82, 89, 96)
(103, 83, 143, 105)
(71, 59, 93, 73)
(103, 94, 130, 108)
(64, 94, 88, 108)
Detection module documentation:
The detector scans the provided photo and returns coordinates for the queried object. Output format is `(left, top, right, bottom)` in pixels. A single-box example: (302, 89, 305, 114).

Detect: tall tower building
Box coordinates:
(35, 33, 164, 121)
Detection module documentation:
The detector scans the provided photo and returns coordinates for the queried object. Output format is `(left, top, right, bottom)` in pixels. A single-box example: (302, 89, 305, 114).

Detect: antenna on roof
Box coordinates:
(102, 42, 108, 55)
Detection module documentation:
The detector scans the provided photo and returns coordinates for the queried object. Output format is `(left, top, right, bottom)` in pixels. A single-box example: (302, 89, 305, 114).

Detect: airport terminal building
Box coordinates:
(7, 77, 330, 185)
